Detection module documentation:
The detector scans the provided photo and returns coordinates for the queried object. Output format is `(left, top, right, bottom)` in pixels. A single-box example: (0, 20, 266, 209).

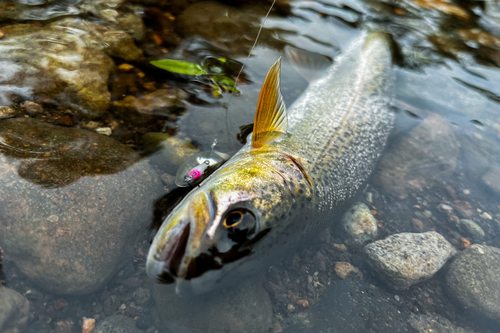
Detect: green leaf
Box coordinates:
(210, 84, 222, 98)
(150, 59, 208, 76)
(213, 75, 240, 93)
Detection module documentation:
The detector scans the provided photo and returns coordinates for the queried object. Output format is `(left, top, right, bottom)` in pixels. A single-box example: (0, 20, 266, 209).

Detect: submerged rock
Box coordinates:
(93, 315, 142, 333)
(445, 245, 500, 322)
(0, 18, 142, 118)
(112, 89, 188, 125)
(0, 106, 16, 120)
(0, 286, 30, 333)
(377, 113, 459, 196)
(0, 118, 164, 295)
(458, 219, 485, 240)
(341, 202, 378, 245)
(410, 313, 478, 333)
(364, 232, 457, 290)
(153, 276, 273, 333)
(482, 164, 500, 194)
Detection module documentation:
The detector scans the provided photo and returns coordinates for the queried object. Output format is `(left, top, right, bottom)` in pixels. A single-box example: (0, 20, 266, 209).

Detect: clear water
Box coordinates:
(0, 0, 499, 333)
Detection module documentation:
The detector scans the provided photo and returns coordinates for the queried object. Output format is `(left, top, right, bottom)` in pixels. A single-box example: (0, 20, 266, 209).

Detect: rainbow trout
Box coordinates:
(147, 32, 394, 296)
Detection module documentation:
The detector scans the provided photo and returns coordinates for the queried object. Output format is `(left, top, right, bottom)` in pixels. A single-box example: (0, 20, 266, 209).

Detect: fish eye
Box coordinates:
(223, 210, 244, 228)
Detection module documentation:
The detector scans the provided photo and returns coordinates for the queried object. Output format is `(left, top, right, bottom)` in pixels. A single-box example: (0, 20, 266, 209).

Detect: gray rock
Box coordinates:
(0, 107, 16, 120)
(445, 245, 500, 322)
(94, 315, 142, 333)
(482, 165, 500, 194)
(0, 118, 164, 295)
(0, 18, 142, 118)
(342, 203, 378, 244)
(364, 232, 457, 290)
(0, 0, 145, 39)
(377, 113, 459, 196)
(112, 89, 188, 126)
(459, 219, 485, 240)
(153, 276, 273, 333)
(410, 313, 478, 333)
(0, 286, 30, 333)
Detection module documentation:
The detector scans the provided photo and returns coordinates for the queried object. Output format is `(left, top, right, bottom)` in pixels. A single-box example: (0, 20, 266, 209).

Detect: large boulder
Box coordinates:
(445, 245, 500, 322)
(0, 18, 142, 118)
(0, 118, 164, 295)
(377, 113, 459, 196)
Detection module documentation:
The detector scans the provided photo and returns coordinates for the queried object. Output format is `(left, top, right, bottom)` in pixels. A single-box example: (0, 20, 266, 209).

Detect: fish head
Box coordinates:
(146, 148, 312, 296)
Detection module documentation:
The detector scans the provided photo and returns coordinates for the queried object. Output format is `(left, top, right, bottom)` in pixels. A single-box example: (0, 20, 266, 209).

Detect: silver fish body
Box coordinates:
(147, 32, 394, 296)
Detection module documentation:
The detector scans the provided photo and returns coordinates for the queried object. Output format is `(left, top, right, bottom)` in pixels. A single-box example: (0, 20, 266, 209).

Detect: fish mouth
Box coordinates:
(146, 221, 191, 283)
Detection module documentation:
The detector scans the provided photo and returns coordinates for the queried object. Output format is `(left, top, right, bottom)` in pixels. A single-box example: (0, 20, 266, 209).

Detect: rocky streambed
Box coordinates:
(0, 0, 500, 333)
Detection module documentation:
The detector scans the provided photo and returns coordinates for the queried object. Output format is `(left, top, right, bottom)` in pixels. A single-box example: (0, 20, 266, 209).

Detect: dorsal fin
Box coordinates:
(252, 57, 288, 149)
(284, 46, 332, 83)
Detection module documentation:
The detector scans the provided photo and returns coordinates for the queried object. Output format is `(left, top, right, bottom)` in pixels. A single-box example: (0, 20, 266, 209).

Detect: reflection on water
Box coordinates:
(0, 0, 499, 333)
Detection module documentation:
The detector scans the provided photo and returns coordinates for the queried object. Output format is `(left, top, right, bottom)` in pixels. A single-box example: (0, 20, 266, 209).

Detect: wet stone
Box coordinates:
(458, 219, 485, 240)
(0, 106, 16, 119)
(0, 118, 164, 295)
(482, 164, 500, 194)
(112, 89, 188, 125)
(377, 113, 459, 196)
(153, 276, 273, 333)
(364, 232, 457, 290)
(0, 18, 142, 118)
(341, 202, 378, 244)
(0, 286, 30, 333)
(94, 315, 142, 333)
(410, 313, 479, 333)
(445, 245, 500, 322)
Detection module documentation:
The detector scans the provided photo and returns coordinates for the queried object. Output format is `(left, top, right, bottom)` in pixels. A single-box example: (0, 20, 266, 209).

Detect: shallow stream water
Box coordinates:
(0, 0, 500, 333)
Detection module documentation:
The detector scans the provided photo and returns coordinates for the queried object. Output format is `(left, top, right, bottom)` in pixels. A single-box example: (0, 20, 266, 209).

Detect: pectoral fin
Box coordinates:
(284, 46, 332, 83)
(252, 57, 288, 149)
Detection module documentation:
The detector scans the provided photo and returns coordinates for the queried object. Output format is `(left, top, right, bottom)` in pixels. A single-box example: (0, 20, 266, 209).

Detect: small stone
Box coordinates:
(54, 320, 73, 333)
(454, 200, 473, 217)
(82, 121, 102, 130)
(21, 101, 42, 115)
(57, 115, 73, 127)
(133, 287, 152, 306)
(135, 312, 154, 330)
(96, 127, 112, 136)
(287, 304, 296, 312)
(439, 204, 453, 212)
(334, 262, 359, 279)
(342, 203, 378, 244)
(459, 219, 485, 240)
(364, 232, 457, 290)
(332, 243, 347, 252)
(0, 106, 16, 119)
(394, 295, 400, 301)
(296, 300, 309, 308)
(0, 286, 30, 333)
(446, 245, 500, 322)
(118, 63, 134, 71)
(423, 210, 432, 218)
(93, 315, 142, 333)
(480, 212, 492, 220)
(482, 165, 500, 194)
(54, 298, 69, 310)
(460, 237, 471, 249)
(82, 317, 96, 333)
(412, 218, 423, 231)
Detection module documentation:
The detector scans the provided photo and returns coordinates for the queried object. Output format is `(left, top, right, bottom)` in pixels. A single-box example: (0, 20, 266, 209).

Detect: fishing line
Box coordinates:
(224, 0, 277, 145)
